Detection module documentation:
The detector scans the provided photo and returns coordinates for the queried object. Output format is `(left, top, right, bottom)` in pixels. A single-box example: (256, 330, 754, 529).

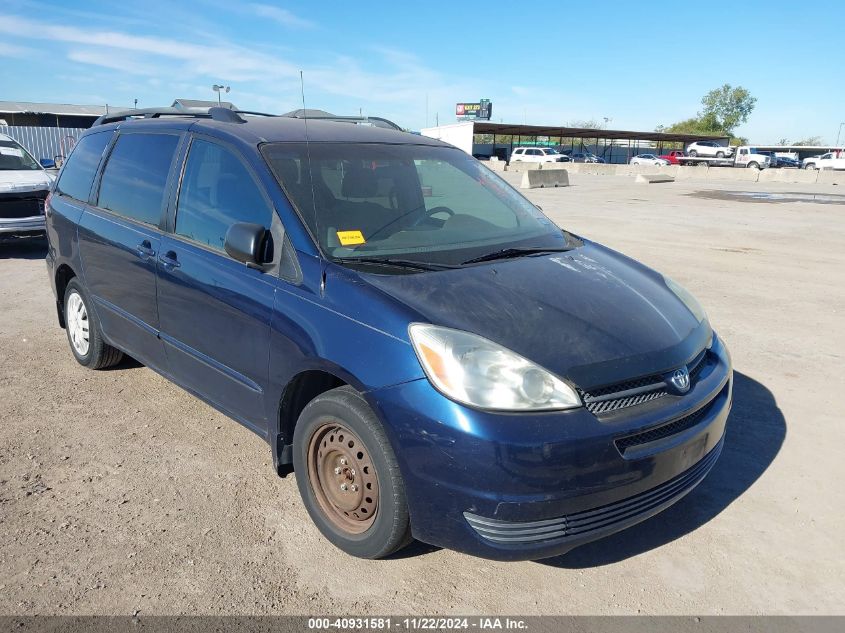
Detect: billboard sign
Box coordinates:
(456, 99, 492, 120)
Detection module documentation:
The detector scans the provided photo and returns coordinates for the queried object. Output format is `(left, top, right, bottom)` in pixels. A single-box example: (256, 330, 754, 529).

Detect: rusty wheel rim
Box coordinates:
(307, 422, 379, 534)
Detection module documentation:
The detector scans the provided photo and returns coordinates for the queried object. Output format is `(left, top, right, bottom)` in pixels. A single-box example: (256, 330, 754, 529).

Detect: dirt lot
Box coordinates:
(1, 173, 843, 615)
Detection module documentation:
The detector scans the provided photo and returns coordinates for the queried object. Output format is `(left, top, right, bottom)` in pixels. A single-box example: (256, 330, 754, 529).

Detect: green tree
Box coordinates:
(566, 118, 607, 130)
(658, 84, 756, 142)
(793, 135, 824, 146)
(700, 84, 756, 135)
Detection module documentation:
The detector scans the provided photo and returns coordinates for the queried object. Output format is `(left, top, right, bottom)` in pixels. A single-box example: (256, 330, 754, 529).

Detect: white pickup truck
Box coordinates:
(802, 151, 845, 170)
(677, 146, 771, 169)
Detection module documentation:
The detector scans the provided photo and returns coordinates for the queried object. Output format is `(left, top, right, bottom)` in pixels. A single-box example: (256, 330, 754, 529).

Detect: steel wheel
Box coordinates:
(307, 422, 380, 534)
(66, 291, 90, 356)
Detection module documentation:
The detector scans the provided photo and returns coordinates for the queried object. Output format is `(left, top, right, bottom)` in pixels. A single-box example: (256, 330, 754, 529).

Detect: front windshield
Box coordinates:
(262, 143, 572, 267)
(0, 140, 41, 171)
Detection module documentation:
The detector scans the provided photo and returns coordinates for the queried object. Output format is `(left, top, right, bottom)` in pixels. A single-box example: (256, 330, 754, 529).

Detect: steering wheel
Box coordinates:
(410, 205, 455, 227)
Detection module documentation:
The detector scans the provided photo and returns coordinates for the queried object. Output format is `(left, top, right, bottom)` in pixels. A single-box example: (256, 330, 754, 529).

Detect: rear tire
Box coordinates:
(688, 150, 698, 157)
(293, 386, 412, 559)
(64, 279, 123, 369)
(805, 163, 816, 170)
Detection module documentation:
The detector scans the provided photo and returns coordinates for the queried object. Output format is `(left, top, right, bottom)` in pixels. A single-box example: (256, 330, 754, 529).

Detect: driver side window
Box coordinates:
(175, 139, 273, 252)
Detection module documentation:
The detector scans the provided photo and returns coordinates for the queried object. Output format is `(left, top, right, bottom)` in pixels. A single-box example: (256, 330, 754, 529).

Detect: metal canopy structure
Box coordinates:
(472, 121, 728, 144)
(463, 121, 731, 163)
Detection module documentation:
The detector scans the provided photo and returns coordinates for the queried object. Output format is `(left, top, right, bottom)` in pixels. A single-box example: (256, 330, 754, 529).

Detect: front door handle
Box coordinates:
(136, 240, 156, 259)
(159, 251, 181, 269)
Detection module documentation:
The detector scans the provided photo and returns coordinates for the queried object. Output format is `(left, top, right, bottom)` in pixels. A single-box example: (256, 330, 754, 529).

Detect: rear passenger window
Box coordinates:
(56, 132, 113, 202)
(97, 133, 179, 225)
(175, 139, 273, 251)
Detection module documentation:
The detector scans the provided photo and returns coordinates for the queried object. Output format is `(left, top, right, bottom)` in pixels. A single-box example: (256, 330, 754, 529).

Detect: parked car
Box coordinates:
(570, 151, 605, 163)
(803, 151, 845, 170)
(775, 155, 799, 168)
(630, 154, 669, 166)
(509, 147, 570, 164)
(686, 141, 734, 158)
(0, 132, 55, 237)
(46, 106, 732, 561)
(659, 150, 686, 165)
(802, 154, 823, 169)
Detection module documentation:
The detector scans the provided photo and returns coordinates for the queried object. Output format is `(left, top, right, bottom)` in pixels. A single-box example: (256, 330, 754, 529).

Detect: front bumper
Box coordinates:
(370, 335, 732, 561)
(0, 215, 45, 234)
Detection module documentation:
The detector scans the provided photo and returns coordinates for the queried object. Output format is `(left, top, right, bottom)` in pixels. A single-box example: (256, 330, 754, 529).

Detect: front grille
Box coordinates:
(0, 192, 46, 219)
(580, 349, 710, 415)
(614, 383, 727, 454)
(464, 438, 723, 546)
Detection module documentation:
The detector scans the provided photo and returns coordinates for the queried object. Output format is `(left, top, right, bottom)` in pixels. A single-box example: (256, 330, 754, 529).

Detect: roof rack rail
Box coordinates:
(92, 106, 401, 130)
(281, 112, 402, 131)
(93, 106, 273, 126)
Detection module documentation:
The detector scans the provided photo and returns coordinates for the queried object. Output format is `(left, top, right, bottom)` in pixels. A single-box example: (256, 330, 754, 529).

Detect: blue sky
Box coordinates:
(2, 1, 843, 143)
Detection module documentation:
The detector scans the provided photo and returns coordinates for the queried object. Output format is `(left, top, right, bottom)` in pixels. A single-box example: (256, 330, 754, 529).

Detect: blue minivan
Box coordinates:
(45, 107, 732, 560)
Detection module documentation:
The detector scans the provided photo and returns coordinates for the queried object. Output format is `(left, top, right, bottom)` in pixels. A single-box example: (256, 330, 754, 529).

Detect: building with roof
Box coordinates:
(0, 101, 130, 128)
(171, 98, 238, 111)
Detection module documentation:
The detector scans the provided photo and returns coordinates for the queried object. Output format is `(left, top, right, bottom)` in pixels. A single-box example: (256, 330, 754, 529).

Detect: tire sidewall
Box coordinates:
(293, 391, 407, 559)
(64, 280, 95, 366)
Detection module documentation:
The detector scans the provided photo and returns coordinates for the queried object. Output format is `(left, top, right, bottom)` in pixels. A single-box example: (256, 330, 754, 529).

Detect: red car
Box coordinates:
(659, 150, 685, 164)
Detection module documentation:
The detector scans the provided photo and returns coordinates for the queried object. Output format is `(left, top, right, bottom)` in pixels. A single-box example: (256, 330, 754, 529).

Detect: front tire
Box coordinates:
(64, 279, 123, 369)
(688, 150, 698, 157)
(293, 386, 412, 559)
(716, 151, 725, 158)
(747, 161, 759, 169)
(805, 163, 816, 170)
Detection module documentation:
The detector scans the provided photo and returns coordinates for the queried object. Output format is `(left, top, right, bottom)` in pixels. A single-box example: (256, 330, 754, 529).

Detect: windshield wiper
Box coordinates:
(334, 256, 457, 271)
(461, 247, 572, 265)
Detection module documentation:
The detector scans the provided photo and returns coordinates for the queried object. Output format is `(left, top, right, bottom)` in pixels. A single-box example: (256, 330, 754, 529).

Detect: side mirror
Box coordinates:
(40, 158, 56, 169)
(224, 222, 271, 268)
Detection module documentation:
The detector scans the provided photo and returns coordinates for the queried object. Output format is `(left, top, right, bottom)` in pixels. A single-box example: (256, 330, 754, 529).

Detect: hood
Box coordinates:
(361, 242, 711, 389)
(0, 169, 53, 193)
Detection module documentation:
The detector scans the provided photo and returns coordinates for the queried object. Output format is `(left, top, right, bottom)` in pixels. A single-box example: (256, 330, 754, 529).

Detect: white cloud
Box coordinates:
(0, 11, 477, 128)
(67, 49, 162, 76)
(249, 4, 315, 29)
(0, 41, 34, 58)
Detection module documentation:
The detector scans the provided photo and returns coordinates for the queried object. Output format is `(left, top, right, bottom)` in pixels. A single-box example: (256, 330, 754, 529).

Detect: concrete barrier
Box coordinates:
(506, 162, 542, 172)
(483, 159, 506, 172)
(635, 173, 675, 184)
(674, 165, 710, 181)
(575, 164, 619, 176)
(757, 168, 819, 184)
(521, 169, 569, 189)
(817, 170, 845, 185)
(706, 167, 759, 183)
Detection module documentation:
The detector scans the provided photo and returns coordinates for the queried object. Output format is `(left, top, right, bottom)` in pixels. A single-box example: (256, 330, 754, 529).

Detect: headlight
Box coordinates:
(408, 324, 581, 411)
(664, 276, 707, 323)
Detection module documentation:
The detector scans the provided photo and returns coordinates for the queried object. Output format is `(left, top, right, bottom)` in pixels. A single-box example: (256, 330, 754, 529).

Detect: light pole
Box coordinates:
(837, 122, 845, 147)
(212, 84, 230, 106)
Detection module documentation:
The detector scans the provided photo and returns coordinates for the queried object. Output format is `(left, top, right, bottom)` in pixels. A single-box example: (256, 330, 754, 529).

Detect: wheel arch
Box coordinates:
(54, 263, 78, 328)
(272, 368, 349, 476)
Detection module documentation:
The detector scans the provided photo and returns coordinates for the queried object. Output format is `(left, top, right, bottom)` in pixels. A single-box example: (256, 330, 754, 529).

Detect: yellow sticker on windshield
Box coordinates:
(337, 230, 366, 246)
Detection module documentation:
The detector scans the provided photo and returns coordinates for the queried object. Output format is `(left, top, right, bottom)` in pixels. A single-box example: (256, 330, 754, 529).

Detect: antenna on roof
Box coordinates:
(300, 71, 322, 289)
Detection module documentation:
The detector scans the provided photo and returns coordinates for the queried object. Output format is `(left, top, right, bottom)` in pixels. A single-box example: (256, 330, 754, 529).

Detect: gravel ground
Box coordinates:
(1, 173, 843, 615)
